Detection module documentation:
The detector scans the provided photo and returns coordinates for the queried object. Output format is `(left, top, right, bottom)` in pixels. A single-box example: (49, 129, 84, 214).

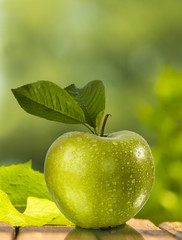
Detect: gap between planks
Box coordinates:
(128, 219, 176, 240)
(159, 222, 182, 240)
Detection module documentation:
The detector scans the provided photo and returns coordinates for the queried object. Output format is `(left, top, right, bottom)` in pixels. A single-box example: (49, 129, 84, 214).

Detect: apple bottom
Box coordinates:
(52, 183, 150, 229)
(44, 131, 154, 229)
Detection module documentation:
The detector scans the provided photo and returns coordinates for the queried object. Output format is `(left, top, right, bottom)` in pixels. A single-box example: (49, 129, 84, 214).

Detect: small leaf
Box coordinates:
(12, 81, 85, 124)
(23, 197, 73, 226)
(0, 190, 26, 226)
(65, 80, 105, 129)
(0, 161, 51, 212)
(49, 214, 73, 225)
(96, 110, 105, 134)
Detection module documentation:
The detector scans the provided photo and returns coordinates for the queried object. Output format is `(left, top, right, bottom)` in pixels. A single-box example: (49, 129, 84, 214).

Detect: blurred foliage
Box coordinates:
(1, 0, 182, 222)
(137, 68, 182, 223)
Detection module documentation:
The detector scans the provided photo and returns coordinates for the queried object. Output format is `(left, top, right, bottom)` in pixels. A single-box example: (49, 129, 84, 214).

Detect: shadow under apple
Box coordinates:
(65, 223, 144, 240)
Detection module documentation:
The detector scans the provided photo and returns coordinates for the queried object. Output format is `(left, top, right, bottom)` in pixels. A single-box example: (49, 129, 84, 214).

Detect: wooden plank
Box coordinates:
(159, 222, 182, 240)
(16, 226, 74, 240)
(14, 219, 182, 240)
(0, 222, 15, 240)
(127, 219, 176, 240)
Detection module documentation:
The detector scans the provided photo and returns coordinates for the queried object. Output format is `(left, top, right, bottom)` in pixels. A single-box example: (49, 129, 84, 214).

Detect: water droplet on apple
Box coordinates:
(127, 162, 129, 164)
(132, 179, 136, 183)
(76, 137, 82, 142)
(109, 209, 113, 212)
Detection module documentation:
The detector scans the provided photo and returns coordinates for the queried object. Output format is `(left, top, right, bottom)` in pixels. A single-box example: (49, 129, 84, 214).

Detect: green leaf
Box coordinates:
(0, 161, 51, 212)
(96, 110, 105, 133)
(23, 197, 73, 226)
(49, 214, 73, 225)
(0, 190, 26, 226)
(0, 161, 74, 226)
(12, 81, 85, 124)
(0, 190, 73, 226)
(65, 80, 105, 129)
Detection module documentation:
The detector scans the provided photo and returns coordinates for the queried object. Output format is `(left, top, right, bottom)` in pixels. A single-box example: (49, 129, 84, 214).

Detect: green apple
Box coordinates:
(44, 130, 154, 229)
(12, 80, 154, 229)
(65, 224, 144, 240)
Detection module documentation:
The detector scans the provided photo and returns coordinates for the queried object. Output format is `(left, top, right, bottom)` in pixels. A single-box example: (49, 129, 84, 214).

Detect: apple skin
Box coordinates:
(44, 131, 154, 229)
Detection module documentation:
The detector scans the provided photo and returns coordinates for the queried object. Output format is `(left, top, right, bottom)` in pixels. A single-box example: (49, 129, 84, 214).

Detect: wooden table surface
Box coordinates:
(0, 219, 182, 240)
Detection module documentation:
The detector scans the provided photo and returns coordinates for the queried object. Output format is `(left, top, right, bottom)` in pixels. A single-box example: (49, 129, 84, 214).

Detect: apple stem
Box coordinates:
(83, 123, 96, 135)
(100, 114, 111, 137)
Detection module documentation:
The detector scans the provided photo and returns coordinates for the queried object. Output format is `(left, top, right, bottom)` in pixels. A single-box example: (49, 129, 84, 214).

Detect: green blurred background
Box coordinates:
(1, 0, 182, 224)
